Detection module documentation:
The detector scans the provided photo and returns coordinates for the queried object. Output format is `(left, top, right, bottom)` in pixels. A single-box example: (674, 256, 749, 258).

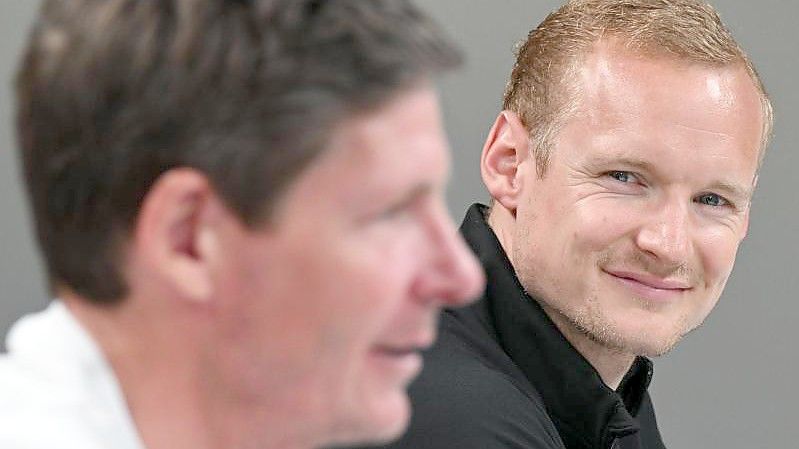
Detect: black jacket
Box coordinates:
(350, 204, 667, 449)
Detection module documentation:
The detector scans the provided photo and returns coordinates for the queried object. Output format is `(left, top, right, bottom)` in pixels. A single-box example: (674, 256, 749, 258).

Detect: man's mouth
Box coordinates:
(369, 344, 426, 382)
(374, 345, 423, 357)
(604, 269, 692, 301)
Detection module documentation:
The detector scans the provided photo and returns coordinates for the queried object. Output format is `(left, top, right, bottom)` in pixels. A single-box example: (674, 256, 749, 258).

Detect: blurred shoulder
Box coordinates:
(0, 355, 99, 449)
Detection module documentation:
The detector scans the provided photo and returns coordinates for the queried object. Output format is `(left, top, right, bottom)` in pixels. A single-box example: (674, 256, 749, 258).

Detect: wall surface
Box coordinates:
(1, 1, 796, 448)
(0, 2, 49, 340)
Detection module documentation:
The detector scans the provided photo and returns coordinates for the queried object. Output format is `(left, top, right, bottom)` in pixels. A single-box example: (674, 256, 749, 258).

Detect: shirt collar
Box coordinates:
(5, 301, 147, 449)
(460, 204, 654, 449)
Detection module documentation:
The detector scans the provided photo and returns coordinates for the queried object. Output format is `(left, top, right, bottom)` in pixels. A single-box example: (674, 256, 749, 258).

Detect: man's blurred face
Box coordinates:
(209, 86, 484, 446)
(511, 45, 763, 357)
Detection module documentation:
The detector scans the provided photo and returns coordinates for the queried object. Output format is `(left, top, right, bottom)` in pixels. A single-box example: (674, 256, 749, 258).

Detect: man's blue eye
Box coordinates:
(609, 171, 632, 183)
(697, 193, 727, 207)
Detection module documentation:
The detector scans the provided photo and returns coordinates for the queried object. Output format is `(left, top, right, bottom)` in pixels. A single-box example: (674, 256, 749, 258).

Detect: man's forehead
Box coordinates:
(576, 43, 761, 109)
(572, 47, 762, 142)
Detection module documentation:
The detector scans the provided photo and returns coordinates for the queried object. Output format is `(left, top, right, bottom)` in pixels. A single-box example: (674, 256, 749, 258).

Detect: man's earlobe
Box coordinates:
(133, 168, 216, 303)
(480, 110, 530, 213)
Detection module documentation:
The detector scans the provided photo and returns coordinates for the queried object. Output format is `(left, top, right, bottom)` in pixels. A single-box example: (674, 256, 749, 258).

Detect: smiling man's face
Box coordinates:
(510, 45, 763, 357)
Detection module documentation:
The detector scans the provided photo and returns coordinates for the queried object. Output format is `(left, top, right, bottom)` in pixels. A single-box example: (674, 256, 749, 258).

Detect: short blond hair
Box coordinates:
(503, 0, 773, 175)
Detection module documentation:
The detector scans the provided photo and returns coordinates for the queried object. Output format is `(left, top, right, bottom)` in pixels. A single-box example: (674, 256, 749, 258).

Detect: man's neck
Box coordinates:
(539, 302, 636, 390)
(63, 295, 317, 449)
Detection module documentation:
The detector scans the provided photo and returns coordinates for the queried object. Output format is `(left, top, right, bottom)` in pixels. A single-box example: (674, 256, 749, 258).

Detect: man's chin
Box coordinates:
(592, 325, 688, 358)
(570, 304, 693, 357)
(328, 393, 411, 447)
(624, 337, 683, 358)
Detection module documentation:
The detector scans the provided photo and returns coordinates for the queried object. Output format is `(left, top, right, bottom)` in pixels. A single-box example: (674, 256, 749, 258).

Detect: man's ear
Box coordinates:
(132, 168, 221, 304)
(480, 110, 531, 213)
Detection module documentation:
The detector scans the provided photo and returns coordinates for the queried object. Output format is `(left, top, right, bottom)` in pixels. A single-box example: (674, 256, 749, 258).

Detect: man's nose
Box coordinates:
(415, 209, 485, 307)
(634, 197, 693, 267)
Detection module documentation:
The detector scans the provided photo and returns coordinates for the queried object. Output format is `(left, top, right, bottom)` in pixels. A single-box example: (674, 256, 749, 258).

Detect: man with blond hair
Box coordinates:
(355, 1, 772, 448)
(0, 1, 485, 449)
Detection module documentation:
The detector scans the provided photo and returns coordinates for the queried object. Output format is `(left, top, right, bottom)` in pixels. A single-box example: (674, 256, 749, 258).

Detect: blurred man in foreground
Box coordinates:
(357, 0, 772, 448)
(0, 1, 484, 448)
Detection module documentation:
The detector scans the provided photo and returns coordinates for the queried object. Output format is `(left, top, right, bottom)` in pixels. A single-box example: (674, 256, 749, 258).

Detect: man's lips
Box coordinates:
(604, 269, 692, 301)
(374, 345, 423, 356)
(370, 341, 430, 382)
(607, 270, 691, 289)
(374, 334, 435, 356)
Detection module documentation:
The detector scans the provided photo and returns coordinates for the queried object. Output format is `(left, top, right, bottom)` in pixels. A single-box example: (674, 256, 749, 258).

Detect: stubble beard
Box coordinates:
(514, 251, 698, 359)
(561, 292, 692, 357)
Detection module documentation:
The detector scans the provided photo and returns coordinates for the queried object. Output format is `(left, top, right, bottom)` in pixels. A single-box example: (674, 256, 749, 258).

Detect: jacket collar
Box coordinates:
(460, 204, 653, 449)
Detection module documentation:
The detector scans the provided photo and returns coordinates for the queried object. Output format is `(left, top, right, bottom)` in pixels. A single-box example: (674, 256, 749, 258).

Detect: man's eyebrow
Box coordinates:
(583, 154, 657, 173)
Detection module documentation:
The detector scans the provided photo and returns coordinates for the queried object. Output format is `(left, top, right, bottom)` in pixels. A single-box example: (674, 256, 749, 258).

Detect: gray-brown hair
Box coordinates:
(17, 0, 461, 303)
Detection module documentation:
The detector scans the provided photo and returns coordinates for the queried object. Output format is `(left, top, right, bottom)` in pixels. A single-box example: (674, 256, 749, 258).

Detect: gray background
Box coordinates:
(1, 1, 796, 447)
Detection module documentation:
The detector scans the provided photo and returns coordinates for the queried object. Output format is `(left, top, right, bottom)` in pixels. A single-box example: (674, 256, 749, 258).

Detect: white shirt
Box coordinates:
(0, 301, 146, 449)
